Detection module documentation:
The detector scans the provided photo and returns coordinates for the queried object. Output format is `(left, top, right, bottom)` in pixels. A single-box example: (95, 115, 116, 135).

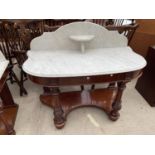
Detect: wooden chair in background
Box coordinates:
(0, 21, 28, 96)
(90, 19, 135, 27)
(86, 19, 107, 26)
(112, 19, 124, 26)
(106, 23, 139, 44)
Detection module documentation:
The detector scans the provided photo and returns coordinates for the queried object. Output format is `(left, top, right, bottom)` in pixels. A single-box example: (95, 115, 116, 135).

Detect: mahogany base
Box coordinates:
(40, 87, 122, 129)
(0, 104, 18, 135)
(28, 71, 138, 129)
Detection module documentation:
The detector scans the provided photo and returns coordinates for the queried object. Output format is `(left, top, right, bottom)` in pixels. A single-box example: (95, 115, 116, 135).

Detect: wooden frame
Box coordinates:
(28, 70, 141, 129)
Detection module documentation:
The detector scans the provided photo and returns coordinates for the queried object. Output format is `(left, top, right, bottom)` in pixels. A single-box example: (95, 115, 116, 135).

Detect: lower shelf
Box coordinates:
(40, 88, 118, 116)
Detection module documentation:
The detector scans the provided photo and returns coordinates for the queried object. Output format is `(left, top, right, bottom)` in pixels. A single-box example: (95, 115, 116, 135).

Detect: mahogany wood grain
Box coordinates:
(40, 88, 118, 128)
(29, 71, 141, 87)
(27, 70, 141, 129)
(0, 68, 18, 135)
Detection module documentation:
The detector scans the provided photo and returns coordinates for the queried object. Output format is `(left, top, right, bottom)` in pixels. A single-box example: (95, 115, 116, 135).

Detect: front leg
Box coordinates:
(53, 106, 65, 129)
(52, 88, 65, 129)
(109, 81, 126, 121)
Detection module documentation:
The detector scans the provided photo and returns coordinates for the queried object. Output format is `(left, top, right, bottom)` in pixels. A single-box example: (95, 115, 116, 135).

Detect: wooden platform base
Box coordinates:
(40, 87, 122, 129)
(0, 104, 18, 135)
(28, 69, 140, 129)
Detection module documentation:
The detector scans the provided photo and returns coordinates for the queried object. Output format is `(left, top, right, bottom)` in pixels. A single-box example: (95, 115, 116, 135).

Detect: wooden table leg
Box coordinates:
(52, 88, 65, 129)
(109, 81, 126, 121)
(41, 87, 65, 129)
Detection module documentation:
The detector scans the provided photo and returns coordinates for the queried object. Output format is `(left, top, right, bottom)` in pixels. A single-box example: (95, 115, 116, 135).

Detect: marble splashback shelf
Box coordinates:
(69, 35, 95, 52)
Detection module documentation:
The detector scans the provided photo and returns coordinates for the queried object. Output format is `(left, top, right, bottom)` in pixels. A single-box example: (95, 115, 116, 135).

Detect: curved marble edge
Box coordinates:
(30, 22, 128, 51)
(23, 47, 146, 78)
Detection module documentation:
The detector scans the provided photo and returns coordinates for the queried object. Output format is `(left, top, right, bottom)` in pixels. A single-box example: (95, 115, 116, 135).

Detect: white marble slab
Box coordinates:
(23, 22, 146, 78)
(30, 22, 128, 51)
(23, 47, 146, 78)
(0, 51, 9, 79)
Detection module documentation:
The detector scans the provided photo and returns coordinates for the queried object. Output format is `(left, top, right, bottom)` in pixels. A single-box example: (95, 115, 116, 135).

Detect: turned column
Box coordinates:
(108, 82, 116, 88)
(43, 87, 60, 95)
(109, 81, 126, 121)
(50, 87, 65, 129)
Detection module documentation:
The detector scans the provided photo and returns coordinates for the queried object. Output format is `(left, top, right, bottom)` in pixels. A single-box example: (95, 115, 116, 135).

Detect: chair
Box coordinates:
(43, 19, 84, 26)
(113, 19, 135, 26)
(87, 19, 107, 26)
(43, 25, 60, 32)
(90, 19, 135, 27)
(24, 20, 44, 39)
(0, 21, 28, 96)
(110, 19, 125, 26)
(105, 23, 139, 44)
(0, 22, 18, 84)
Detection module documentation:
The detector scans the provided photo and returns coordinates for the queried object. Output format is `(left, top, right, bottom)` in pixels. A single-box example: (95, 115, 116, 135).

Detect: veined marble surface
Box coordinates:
(0, 51, 9, 79)
(23, 47, 146, 78)
(24, 22, 146, 78)
(30, 22, 128, 51)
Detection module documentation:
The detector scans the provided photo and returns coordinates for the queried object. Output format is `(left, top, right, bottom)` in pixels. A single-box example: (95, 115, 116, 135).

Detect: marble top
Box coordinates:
(23, 22, 146, 78)
(23, 47, 146, 78)
(0, 51, 9, 79)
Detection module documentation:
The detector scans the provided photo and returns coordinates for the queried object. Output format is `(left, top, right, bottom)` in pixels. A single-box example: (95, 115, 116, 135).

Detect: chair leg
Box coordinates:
(12, 70, 27, 96)
(23, 71, 27, 78)
(8, 67, 14, 84)
(20, 70, 24, 96)
(20, 70, 28, 96)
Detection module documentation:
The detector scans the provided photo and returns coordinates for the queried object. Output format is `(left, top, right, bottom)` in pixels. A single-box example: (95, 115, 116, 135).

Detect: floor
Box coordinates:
(9, 76, 155, 135)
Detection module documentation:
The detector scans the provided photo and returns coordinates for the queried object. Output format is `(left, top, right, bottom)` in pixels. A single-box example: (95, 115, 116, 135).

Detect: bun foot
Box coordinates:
(54, 121, 65, 129)
(109, 111, 120, 121)
(9, 129, 16, 135)
(53, 107, 65, 129)
(54, 115, 65, 129)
